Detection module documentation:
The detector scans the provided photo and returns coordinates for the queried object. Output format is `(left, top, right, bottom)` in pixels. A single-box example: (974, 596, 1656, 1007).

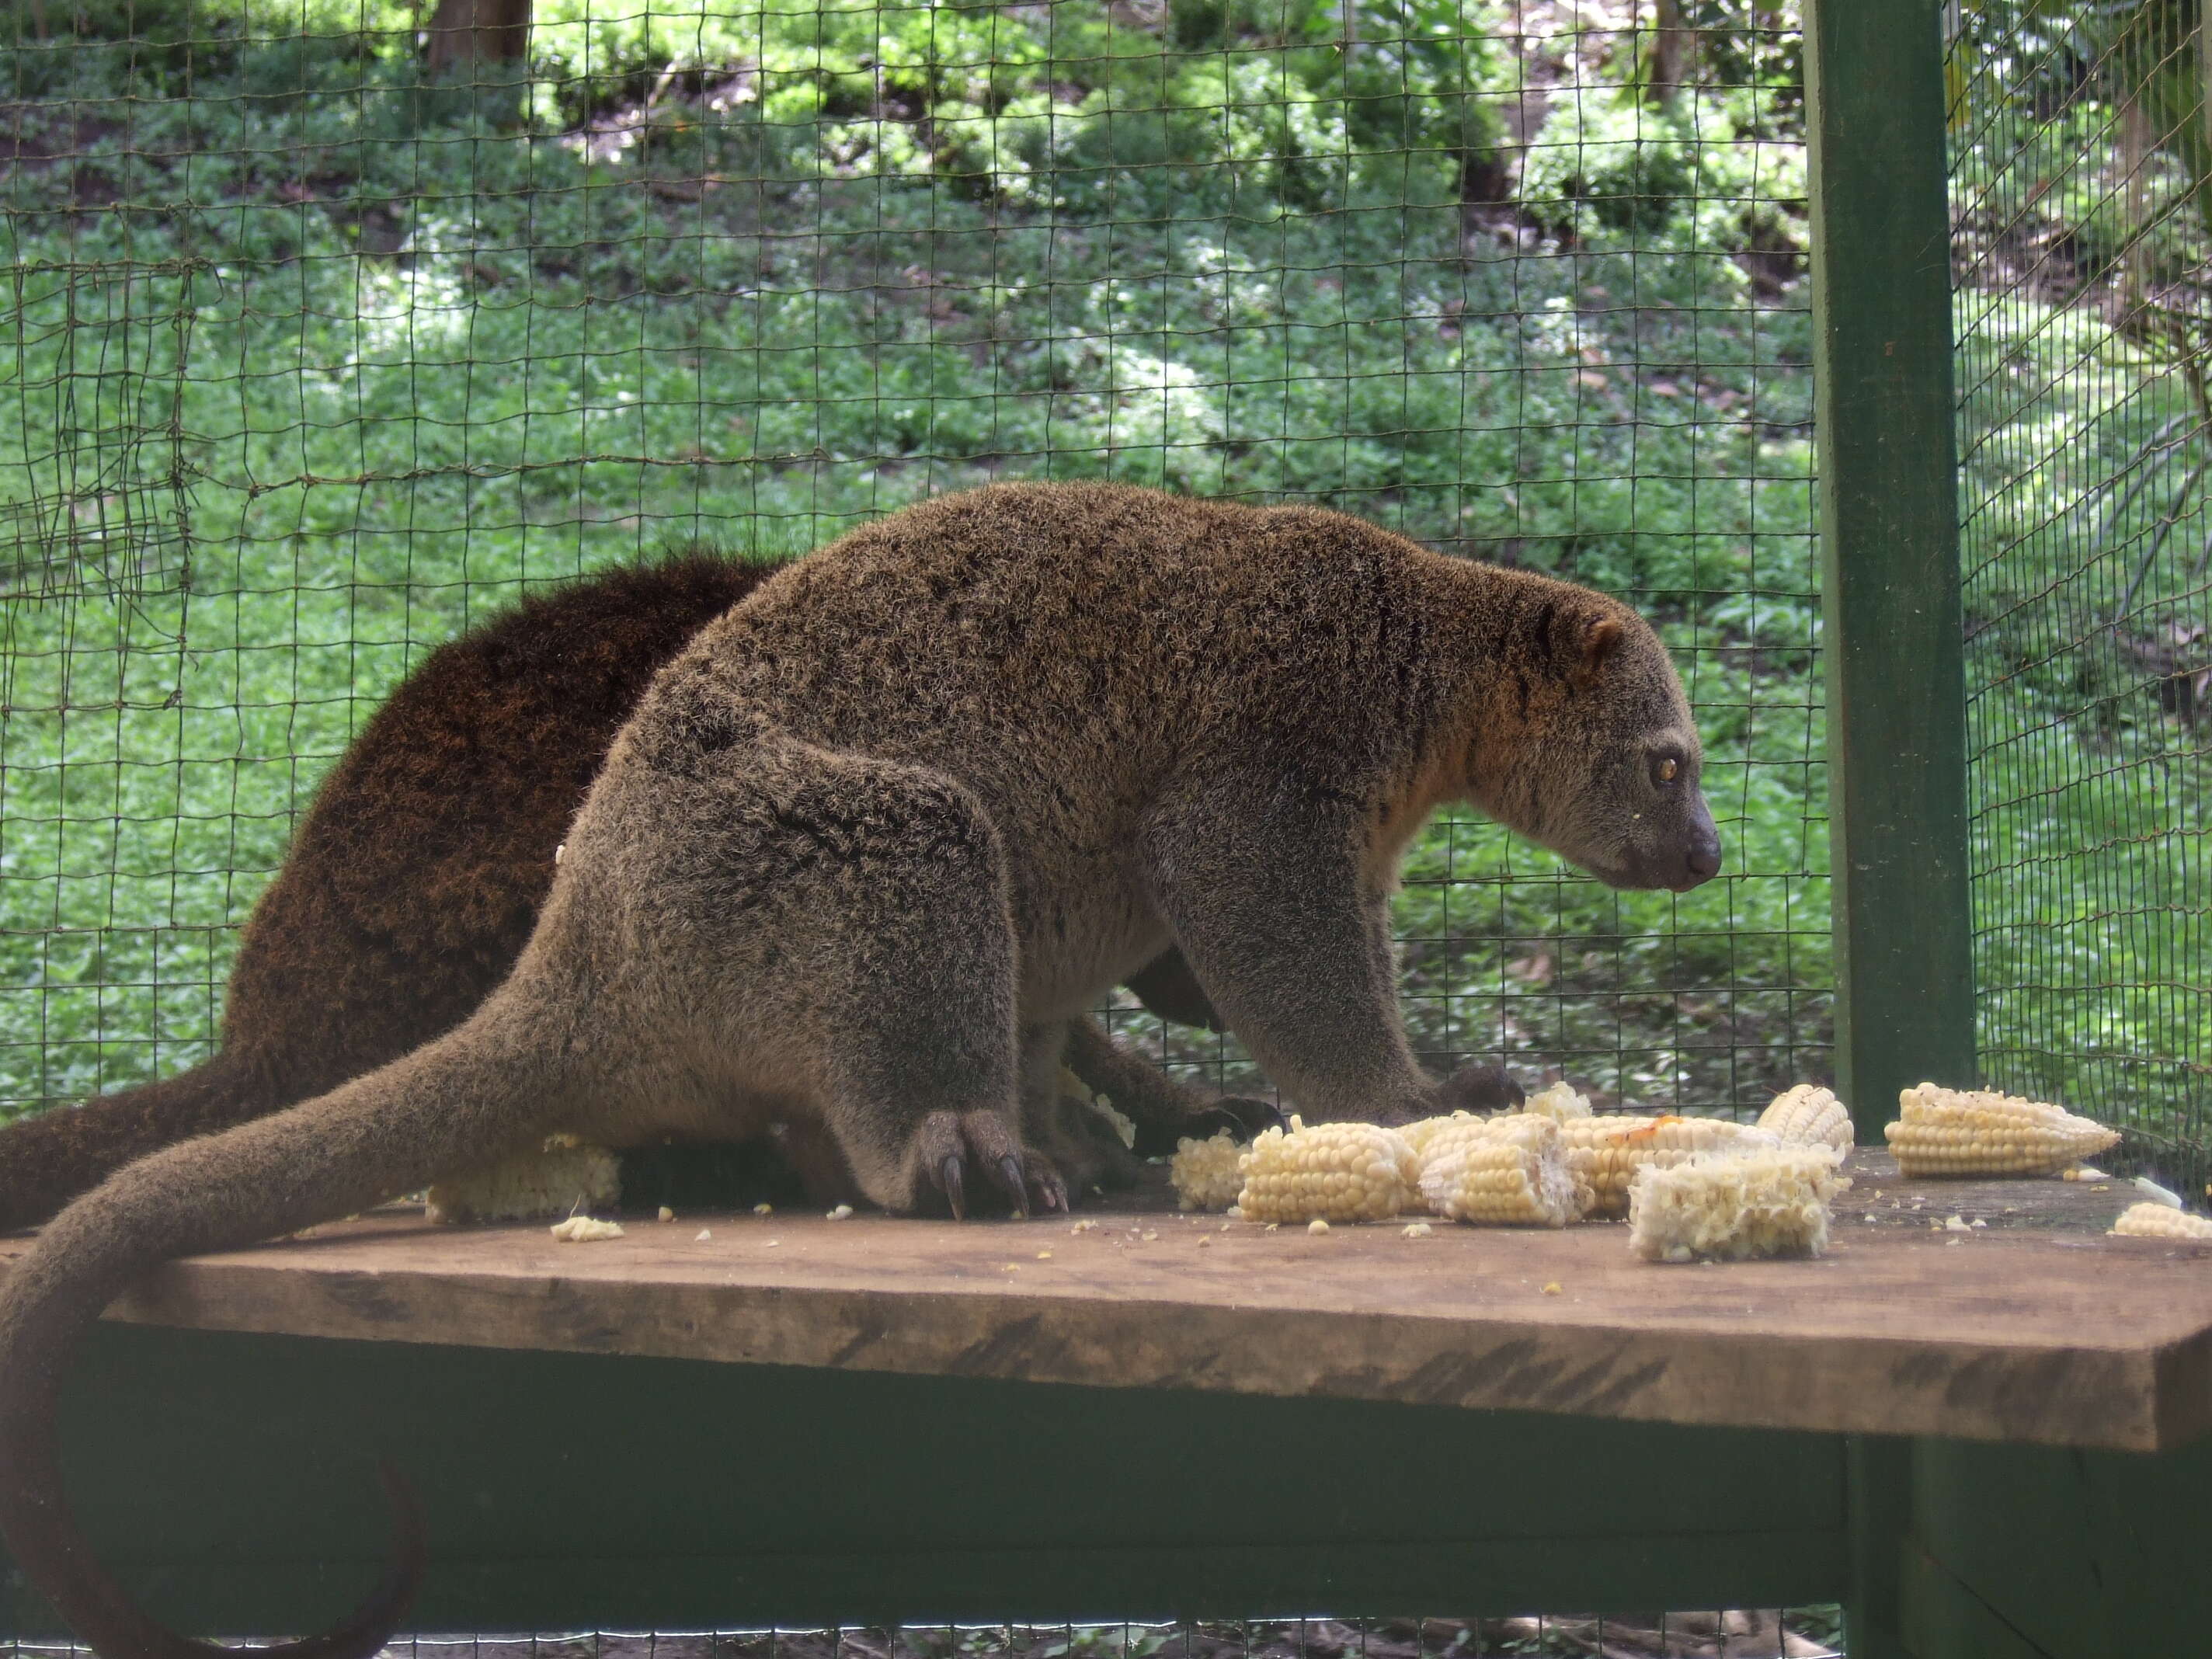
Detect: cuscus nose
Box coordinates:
(1682, 829, 1723, 887)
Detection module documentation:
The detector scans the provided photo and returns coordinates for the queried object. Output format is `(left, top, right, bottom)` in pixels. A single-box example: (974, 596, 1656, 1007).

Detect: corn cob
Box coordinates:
(1522, 1080, 1594, 1122)
(1758, 1083, 1854, 1153)
(1627, 1147, 1849, 1263)
(428, 1136, 621, 1225)
(1884, 1083, 2120, 1177)
(1399, 1111, 1479, 1160)
(1554, 1114, 1782, 1218)
(1170, 1129, 1248, 1212)
(1416, 1114, 1585, 1226)
(2110, 1202, 2212, 1240)
(1233, 1115, 1421, 1223)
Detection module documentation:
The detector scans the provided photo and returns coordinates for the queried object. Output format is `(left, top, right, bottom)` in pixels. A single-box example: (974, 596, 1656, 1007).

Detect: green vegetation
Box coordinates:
(1949, 0, 2212, 1179)
(5, 1, 1822, 1118)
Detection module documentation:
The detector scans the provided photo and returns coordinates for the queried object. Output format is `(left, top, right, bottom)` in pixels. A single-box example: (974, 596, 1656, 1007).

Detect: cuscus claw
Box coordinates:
(993, 1153, 1031, 1219)
(939, 1154, 967, 1221)
(1035, 1167, 1069, 1214)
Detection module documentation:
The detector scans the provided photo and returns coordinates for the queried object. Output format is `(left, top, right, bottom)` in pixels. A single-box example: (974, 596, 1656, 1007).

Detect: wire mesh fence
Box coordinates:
(0, 0, 1824, 1132)
(1948, 0, 2212, 1191)
(6, 1614, 1852, 1659)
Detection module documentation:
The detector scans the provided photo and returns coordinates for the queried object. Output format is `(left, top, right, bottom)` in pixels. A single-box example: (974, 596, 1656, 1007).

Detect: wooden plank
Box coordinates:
(4, 1163, 2207, 1452)
(1804, 0, 1977, 1139)
(3, 1321, 1849, 1636)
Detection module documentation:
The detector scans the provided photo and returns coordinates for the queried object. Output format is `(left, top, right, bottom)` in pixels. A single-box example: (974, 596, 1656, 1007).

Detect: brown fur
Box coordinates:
(0, 483, 1719, 1659)
(0, 554, 1236, 1233)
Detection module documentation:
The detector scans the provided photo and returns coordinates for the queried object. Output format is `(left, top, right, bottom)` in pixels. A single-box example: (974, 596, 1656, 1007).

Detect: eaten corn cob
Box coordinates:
(1758, 1083, 1854, 1153)
(428, 1136, 621, 1225)
(1522, 1080, 1594, 1122)
(1233, 1115, 1421, 1223)
(1553, 1114, 1782, 1218)
(1884, 1083, 2120, 1177)
(1170, 1129, 1248, 1212)
(1626, 1147, 1849, 1263)
(1416, 1114, 1585, 1226)
(2110, 1202, 2212, 1240)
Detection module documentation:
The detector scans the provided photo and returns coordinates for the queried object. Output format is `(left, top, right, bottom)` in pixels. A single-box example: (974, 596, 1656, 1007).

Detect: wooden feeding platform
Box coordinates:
(3, 1151, 2210, 1652)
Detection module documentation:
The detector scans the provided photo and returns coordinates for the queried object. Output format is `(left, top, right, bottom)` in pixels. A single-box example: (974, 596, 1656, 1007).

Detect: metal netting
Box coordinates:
(0, 3, 1822, 1127)
(1949, 0, 2212, 1189)
(8, 1614, 1852, 1658)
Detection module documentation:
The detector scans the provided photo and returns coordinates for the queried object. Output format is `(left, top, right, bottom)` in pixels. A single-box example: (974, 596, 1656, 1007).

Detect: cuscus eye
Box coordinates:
(1653, 754, 1680, 785)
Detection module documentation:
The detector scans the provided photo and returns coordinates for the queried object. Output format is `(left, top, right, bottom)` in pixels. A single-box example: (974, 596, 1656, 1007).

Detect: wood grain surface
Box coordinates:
(3, 1153, 2206, 1452)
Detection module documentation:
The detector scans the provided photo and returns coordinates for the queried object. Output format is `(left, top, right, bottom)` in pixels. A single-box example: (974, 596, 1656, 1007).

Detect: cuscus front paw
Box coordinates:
(913, 1109, 1067, 1219)
(1434, 1063, 1525, 1115)
(1185, 1094, 1286, 1143)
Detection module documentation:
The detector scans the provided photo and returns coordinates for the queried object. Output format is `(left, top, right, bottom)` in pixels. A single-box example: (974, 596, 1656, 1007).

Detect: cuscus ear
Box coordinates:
(1569, 613, 1623, 689)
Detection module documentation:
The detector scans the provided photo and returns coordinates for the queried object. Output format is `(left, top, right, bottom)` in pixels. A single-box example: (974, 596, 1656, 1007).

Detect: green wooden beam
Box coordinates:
(1803, 2, 1971, 1657)
(1803, 0, 1976, 1141)
(3, 1322, 1851, 1636)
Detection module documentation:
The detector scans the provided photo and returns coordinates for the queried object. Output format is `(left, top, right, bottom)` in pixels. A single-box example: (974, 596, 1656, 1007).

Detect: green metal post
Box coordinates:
(1804, 2, 1973, 1657)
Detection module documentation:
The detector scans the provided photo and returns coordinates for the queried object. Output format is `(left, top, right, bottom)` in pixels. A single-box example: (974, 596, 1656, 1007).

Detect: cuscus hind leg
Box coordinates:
(744, 746, 1054, 1218)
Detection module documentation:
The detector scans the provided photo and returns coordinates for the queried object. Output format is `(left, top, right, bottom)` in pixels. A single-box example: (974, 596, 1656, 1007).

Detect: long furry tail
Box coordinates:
(0, 1007, 568, 1659)
(0, 1057, 290, 1234)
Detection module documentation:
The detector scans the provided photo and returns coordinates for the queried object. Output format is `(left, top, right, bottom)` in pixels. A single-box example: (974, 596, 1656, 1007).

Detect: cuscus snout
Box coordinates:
(1618, 798, 1724, 892)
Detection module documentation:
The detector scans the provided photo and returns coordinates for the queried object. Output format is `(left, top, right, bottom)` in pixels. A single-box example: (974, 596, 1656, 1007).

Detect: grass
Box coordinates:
(1, 2, 1829, 1120)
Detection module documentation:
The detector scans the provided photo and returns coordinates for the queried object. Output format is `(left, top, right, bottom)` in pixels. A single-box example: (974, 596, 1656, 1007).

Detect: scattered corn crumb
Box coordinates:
(1402, 1221, 1434, 1238)
(657, 1206, 676, 1223)
(1035, 1250, 1052, 1260)
(549, 1216, 625, 1243)
(1307, 1218, 1331, 1235)
(1070, 1219, 1098, 1233)
(1541, 1281, 1563, 1295)
(694, 1229, 713, 1241)
(753, 1203, 774, 1216)
(1197, 1235, 1214, 1247)
(826, 1203, 854, 1220)
(1944, 1215, 1972, 1233)
(1142, 1229, 1159, 1241)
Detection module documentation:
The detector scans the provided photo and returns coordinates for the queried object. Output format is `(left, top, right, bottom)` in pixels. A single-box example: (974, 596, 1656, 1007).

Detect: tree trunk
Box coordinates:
(423, 0, 533, 78)
(1650, 0, 1689, 110)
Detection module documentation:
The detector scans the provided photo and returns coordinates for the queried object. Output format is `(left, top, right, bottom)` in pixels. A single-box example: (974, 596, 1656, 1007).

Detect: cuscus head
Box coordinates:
(1466, 583, 1722, 893)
